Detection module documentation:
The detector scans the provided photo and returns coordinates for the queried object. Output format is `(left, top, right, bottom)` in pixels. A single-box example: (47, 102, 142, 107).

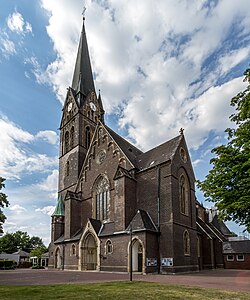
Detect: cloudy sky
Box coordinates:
(0, 0, 249, 245)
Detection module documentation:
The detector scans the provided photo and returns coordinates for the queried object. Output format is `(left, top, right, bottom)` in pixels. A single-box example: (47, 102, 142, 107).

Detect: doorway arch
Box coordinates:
(128, 238, 144, 273)
(81, 233, 98, 270)
(54, 247, 61, 269)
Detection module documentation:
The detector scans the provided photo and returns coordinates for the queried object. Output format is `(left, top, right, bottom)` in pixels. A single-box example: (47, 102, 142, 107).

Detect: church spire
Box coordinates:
(71, 16, 95, 97)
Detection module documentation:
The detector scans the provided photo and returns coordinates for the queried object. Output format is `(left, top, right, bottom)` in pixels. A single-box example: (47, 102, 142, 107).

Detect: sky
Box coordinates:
(0, 0, 250, 246)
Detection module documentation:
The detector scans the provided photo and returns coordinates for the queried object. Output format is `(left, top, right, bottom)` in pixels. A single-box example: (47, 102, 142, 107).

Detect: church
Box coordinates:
(48, 16, 225, 274)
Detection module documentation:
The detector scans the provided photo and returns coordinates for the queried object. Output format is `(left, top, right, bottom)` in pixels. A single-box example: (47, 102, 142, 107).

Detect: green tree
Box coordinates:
(0, 177, 9, 235)
(197, 67, 250, 232)
(30, 246, 47, 266)
(0, 231, 46, 253)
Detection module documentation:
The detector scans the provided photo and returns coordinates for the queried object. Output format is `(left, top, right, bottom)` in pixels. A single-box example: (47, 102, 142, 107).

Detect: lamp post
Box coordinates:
(129, 225, 133, 282)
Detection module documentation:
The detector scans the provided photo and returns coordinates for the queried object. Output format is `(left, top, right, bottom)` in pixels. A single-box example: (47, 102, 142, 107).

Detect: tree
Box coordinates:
(0, 177, 9, 235)
(0, 231, 46, 253)
(30, 246, 47, 266)
(197, 67, 250, 232)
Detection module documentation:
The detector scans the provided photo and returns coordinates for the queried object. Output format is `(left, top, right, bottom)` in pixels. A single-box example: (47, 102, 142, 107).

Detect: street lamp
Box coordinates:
(129, 225, 133, 282)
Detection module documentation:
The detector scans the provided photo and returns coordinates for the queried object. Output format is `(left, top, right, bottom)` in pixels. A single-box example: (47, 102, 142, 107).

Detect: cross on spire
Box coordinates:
(179, 128, 184, 135)
(82, 6, 86, 18)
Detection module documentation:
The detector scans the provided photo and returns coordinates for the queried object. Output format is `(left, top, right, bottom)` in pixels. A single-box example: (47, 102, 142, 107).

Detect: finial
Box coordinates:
(179, 128, 184, 135)
(82, 6, 86, 19)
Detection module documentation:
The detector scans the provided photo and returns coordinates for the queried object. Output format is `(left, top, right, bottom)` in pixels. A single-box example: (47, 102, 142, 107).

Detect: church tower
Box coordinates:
(58, 16, 104, 199)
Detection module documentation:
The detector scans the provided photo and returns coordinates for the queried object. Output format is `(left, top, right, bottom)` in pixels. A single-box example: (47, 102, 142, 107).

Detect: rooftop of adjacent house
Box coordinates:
(223, 240, 250, 254)
(12, 249, 30, 257)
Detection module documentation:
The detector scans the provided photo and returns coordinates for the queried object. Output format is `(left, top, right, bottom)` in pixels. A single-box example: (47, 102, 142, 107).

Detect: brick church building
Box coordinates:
(48, 17, 228, 273)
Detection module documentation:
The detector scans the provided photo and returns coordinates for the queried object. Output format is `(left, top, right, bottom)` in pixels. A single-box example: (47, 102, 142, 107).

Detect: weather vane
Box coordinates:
(82, 6, 86, 18)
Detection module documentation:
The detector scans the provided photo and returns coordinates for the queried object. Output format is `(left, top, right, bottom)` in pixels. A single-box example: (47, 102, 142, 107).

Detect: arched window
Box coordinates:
(71, 244, 76, 256)
(66, 161, 70, 176)
(65, 131, 69, 153)
(70, 126, 74, 148)
(95, 176, 110, 221)
(179, 174, 189, 215)
(105, 240, 113, 254)
(183, 230, 190, 256)
(86, 126, 91, 148)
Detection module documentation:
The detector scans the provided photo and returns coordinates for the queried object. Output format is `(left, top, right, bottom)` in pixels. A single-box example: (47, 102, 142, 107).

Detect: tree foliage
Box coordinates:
(197, 67, 250, 232)
(30, 246, 47, 259)
(0, 177, 9, 235)
(0, 231, 46, 253)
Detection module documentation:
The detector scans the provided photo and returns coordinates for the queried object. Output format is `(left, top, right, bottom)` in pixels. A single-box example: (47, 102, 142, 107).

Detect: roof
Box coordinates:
(52, 194, 65, 217)
(54, 235, 65, 244)
(89, 218, 102, 235)
(0, 254, 20, 263)
(105, 125, 143, 168)
(99, 222, 115, 236)
(71, 18, 95, 97)
(136, 135, 182, 171)
(223, 240, 250, 254)
(126, 209, 158, 233)
(211, 215, 233, 236)
(12, 249, 30, 257)
(197, 218, 227, 242)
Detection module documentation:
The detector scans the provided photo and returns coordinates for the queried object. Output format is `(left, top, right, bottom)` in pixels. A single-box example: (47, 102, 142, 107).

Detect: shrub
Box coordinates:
(18, 261, 32, 268)
(31, 264, 45, 269)
(0, 259, 15, 270)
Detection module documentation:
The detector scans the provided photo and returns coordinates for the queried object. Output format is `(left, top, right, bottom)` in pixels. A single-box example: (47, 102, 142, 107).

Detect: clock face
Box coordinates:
(67, 102, 73, 112)
(90, 102, 96, 112)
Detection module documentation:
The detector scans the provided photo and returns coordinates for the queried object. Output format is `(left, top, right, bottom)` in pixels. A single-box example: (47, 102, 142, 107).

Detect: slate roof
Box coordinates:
(223, 240, 250, 254)
(105, 125, 143, 168)
(197, 218, 226, 242)
(89, 218, 102, 235)
(99, 222, 115, 236)
(12, 249, 30, 257)
(54, 235, 65, 244)
(136, 135, 182, 171)
(211, 215, 233, 236)
(71, 19, 95, 97)
(126, 209, 158, 233)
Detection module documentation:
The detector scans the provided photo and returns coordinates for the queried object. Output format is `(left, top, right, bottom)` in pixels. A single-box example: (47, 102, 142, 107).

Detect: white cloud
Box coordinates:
(0, 114, 58, 180)
(37, 170, 58, 199)
(9, 204, 27, 214)
(38, 0, 250, 152)
(36, 206, 55, 216)
(36, 130, 58, 145)
(7, 11, 32, 34)
(1, 37, 16, 55)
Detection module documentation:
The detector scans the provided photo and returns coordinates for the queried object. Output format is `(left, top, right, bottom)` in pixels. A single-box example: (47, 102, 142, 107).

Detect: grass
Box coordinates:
(0, 281, 249, 300)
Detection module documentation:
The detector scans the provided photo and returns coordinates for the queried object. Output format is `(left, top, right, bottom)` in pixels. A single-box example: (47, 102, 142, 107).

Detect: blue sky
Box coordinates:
(0, 0, 249, 245)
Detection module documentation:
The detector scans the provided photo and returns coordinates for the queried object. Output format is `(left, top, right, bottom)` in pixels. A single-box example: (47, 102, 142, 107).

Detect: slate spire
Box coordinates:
(71, 16, 95, 97)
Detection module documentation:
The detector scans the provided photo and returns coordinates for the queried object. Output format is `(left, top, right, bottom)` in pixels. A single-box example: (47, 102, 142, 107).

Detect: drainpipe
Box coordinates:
(157, 167, 161, 274)
(157, 167, 160, 230)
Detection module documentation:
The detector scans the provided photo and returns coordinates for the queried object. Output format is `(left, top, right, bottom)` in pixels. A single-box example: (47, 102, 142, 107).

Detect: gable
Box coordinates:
(136, 135, 182, 171)
(60, 88, 79, 129)
(75, 122, 135, 193)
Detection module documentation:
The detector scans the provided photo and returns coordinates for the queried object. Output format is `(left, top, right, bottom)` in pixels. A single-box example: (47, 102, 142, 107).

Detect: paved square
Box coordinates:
(0, 269, 249, 292)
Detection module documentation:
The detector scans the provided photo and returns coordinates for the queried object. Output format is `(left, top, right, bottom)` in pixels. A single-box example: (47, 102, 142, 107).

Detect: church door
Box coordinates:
(82, 234, 98, 270)
(55, 248, 61, 269)
(132, 239, 143, 272)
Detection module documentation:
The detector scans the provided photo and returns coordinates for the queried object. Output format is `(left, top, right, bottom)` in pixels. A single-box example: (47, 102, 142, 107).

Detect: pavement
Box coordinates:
(0, 269, 249, 292)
